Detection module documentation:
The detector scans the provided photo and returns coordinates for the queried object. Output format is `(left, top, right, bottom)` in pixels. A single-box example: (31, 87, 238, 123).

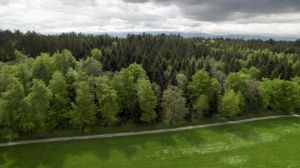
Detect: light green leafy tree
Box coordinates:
(193, 94, 209, 119)
(162, 85, 187, 125)
(112, 68, 136, 115)
(224, 72, 250, 97)
(188, 70, 221, 118)
(24, 79, 52, 133)
(224, 71, 261, 112)
(259, 78, 299, 113)
(188, 70, 212, 101)
(32, 53, 54, 84)
(95, 76, 120, 126)
(176, 73, 188, 91)
(219, 89, 244, 118)
(12, 63, 32, 94)
(48, 71, 70, 128)
(52, 49, 77, 75)
(69, 81, 96, 131)
(91, 48, 103, 62)
(137, 79, 157, 122)
(111, 63, 148, 121)
(0, 77, 26, 132)
(127, 63, 147, 82)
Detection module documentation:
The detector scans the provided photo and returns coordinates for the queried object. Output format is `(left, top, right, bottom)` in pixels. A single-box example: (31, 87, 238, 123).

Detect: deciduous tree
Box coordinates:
(48, 71, 70, 128)
(0, 77, 26, 132)
(137, 79, 157, 122)
(24, 79, 52, 133)
(219, 90, 244, 118)
(95, 76, 120, 125)
(32, 53, 54, 84)
(162, 86, 187, 125)
(69, 81, 96, 131)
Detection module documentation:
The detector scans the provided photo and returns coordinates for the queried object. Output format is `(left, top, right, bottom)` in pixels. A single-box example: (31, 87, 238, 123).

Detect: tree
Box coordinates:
(3, 31, 300, 138)
(14, 50, 28, 62)
(291, 77, 300, 113)
(137, 79, 157, 122)
(95, 76, 120, 126)
(259, 79, 299, 113)
(24, 79, 52, 133)
(224, 71, 259, 112)
(83, 57, 103, 76)
(32, 53, 54, 84)
(127, 63, 147, 82)
(193, 94, 209, 120)
(224, 72, 250, 96)
(12, 63, 32, 94)
(0, 72, 19, 94)
(162, 86, 187, 125)
(0, 36, 15, 62)
(208, 90, 219, 117)
(91, 48, 103, 62)
(188, 70, 221, 117)
(69, 81, 96, 131)
(240, 67, 260, 80)
(219, 90, 244, 118)
(52, 49, 76, 75)
(112, 68, 136, 118)
(112, 64, 147, 121)
(48, 71, 70, 128)
(176, 73, 188, 91)
(188, 70, 219, 103)
(0, 77, 26, 132)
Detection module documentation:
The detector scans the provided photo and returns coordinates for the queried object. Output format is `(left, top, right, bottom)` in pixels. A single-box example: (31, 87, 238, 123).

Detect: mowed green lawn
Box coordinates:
(1, 117, 300, 168)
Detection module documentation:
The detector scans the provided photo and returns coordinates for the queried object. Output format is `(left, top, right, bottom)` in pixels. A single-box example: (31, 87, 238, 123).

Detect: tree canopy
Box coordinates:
(0, 32, 300, 140)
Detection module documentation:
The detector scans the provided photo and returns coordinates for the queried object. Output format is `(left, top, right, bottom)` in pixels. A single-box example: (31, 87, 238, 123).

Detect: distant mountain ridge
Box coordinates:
(94, 31, 300, 41)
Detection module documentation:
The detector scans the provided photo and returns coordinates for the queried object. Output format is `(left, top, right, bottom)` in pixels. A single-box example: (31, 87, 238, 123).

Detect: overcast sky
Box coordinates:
(0, 0, 300, 35)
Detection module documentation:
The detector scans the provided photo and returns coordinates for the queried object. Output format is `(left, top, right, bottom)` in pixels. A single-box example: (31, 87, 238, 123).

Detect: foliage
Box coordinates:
(0, 32, 300, 138)
(112, 67, 136, 119)
(193, 94, 209, 119)
(188, 70, 221, 117)
(94, 76, 120, 125)
(52, 49, 77, 75)
(259, 79, 300, 113)
(24, 79, 52, 133)
(162, 86, 187, 125)
(0, 77, 26, 132)
(176, 73, 188, 91)
(32, 53, 54, 84)
(48, 71, 70, 128)
(137, 79, 157, 122)
(91, 48, 103, 62)
(219, 89, 244, 118)
(69, 81, 96, 131)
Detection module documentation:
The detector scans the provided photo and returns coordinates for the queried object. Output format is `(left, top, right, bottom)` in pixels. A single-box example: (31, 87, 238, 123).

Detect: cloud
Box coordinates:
(124, 0, 300, 22)
(0, 0, 300, 35)
(0, 0, 180, 32)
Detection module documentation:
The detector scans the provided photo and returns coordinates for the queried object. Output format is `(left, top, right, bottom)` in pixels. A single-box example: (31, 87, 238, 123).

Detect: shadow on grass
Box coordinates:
(203, 117, 300, 145)
(0, 117, 298, 168)
(0, 129, 206, 168)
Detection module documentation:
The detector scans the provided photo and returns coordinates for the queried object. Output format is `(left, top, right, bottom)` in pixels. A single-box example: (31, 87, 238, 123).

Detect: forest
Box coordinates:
(1, 30, 300, 140)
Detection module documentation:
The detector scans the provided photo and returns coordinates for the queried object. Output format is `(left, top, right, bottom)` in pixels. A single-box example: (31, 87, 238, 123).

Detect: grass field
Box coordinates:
(1, 117, 300, 168)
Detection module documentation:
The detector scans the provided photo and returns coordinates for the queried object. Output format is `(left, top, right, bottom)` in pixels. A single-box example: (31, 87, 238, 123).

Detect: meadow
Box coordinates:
(1, 117, 300, 168)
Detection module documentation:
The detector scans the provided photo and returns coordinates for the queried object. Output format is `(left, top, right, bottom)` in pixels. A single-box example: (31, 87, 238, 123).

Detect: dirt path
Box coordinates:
(0, 114, 299, 147)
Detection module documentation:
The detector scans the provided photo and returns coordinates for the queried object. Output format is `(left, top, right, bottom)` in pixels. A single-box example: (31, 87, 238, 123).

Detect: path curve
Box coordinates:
(0, 114, 299, 147)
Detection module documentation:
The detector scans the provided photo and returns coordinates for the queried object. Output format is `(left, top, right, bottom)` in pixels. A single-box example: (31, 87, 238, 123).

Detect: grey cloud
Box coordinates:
(0, 0, 97, 6)
(0, 0, 13, 5)
(123, 0, 300, 22)
(60, 0, 97, 7)
(1, 0, 300, 34)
